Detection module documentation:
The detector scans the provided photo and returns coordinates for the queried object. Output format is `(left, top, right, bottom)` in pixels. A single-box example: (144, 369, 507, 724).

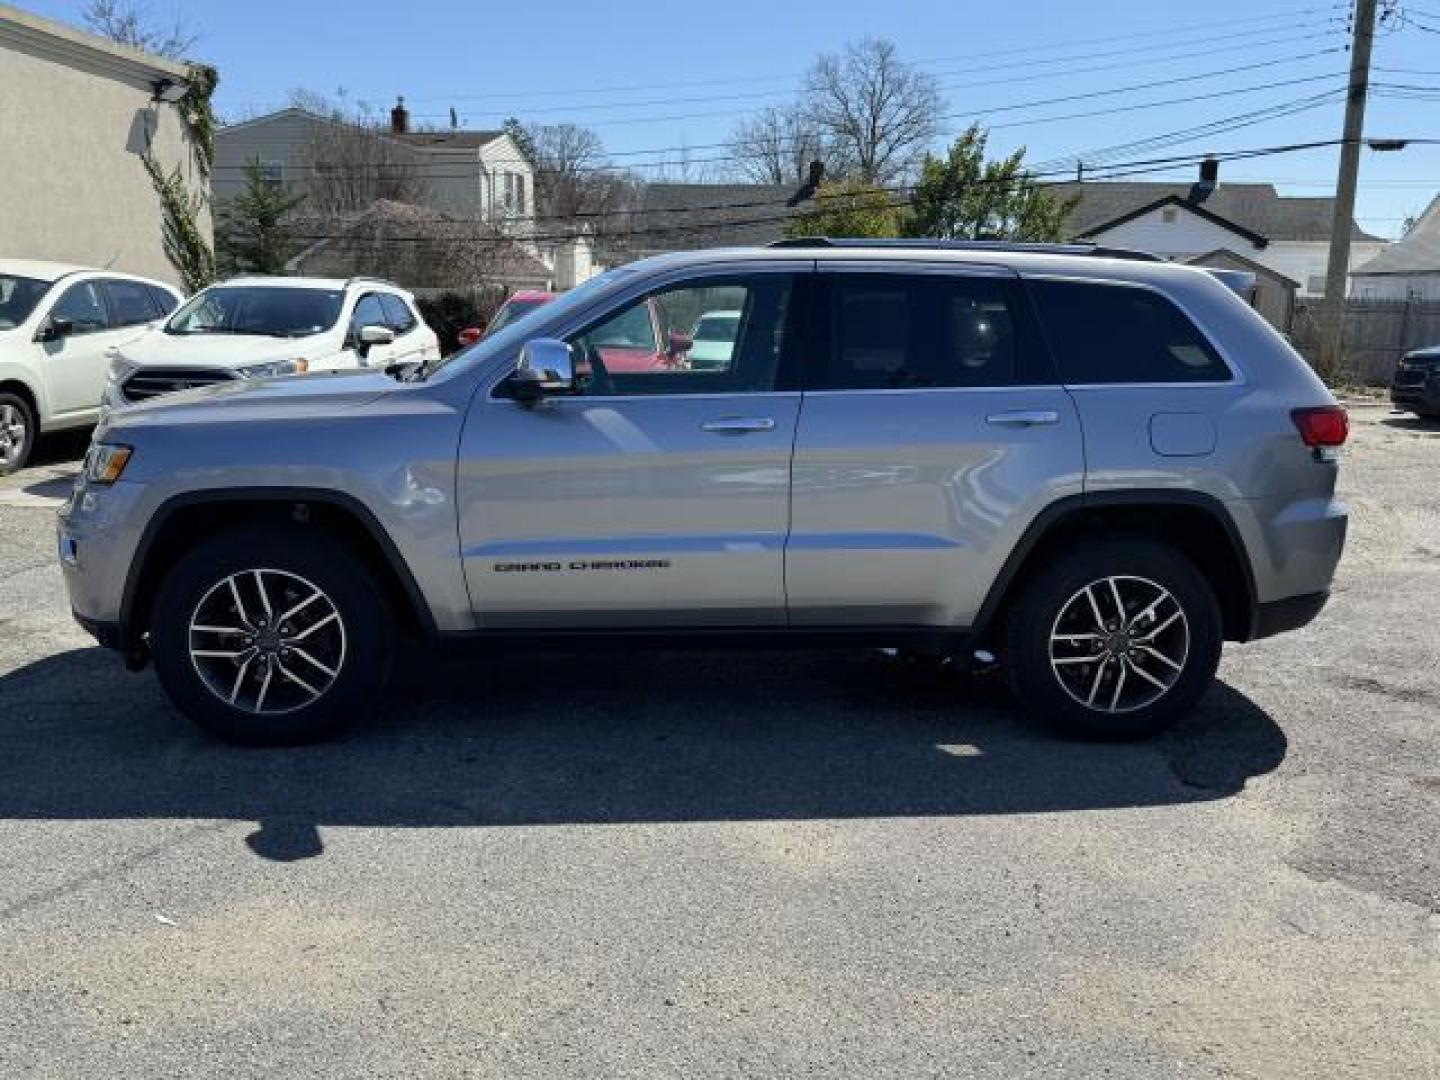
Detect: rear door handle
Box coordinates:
(702, 417, 777, 434)
(986, 409, 1060, 427)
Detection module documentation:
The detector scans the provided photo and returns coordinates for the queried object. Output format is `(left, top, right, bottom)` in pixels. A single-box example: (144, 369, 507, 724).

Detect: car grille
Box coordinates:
(121, 367, 239, 403)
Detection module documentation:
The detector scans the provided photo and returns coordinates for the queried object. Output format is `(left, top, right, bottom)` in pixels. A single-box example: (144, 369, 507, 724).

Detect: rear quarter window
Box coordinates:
(1027, 279, 1231, 384)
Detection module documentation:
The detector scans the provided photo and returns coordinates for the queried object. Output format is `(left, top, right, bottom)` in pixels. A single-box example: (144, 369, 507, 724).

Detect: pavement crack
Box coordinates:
(0, 822, 229, 920)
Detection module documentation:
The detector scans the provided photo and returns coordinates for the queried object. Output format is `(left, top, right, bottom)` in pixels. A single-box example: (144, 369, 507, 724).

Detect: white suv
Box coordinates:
(0, 259, 182, 474)
(102, 275, 439, 413)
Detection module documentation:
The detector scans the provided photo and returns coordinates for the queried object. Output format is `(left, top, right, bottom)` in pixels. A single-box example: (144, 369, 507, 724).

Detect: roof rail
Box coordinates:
(767, 237, 1162, 262)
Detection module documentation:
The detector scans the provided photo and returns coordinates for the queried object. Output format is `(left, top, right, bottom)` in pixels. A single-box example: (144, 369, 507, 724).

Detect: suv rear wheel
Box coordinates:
(151, 526, 391, 745)
(1005, 538, 1222, 740)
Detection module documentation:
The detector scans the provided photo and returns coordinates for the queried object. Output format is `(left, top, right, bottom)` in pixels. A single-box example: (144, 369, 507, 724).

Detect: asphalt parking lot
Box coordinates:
(0, 405, 1435, 1079)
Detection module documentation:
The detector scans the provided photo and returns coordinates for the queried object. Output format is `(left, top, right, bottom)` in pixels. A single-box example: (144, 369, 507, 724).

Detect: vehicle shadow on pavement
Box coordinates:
(1380, 415, 1440, 433)
(0, 646, 1287, 862)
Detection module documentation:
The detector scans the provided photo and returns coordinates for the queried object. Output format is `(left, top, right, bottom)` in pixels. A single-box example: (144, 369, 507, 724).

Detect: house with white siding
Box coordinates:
(1052, 164, 1387, 298)
(1350, 193, 1440, 300)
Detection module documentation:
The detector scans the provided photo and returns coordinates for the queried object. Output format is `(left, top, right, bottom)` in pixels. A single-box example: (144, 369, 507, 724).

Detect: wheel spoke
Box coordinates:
(192, 649, 247, 659)
(1107, 577, 1126, 624)
(227, 576, 252, 628)
(254, 662, 274, 712)
(1108, 660, 1129, 711)
(192, 624, 246, 635)
(1053, 655, 1098, 666)
(1128, 593, 1166, 631)
(1138, 609, 1182, 643)
(1086, 660, 1107, 705)
(253, 570, 274, 621)
(1053, 632, 1101, 643)
(290, 646, 337, 679)
(1137, 643, 1183, 671)
(1126, 656, 1170, 692)
(1083, 586, 1106, 631)
(287, 611, 338, 643)
(277, 661, 320, 699)
(228, 652, 255, 703)
(278, 589, 323, 624)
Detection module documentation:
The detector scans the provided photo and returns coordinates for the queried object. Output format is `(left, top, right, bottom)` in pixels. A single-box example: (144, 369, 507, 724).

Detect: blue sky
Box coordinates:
(27, 0, 1440, 237)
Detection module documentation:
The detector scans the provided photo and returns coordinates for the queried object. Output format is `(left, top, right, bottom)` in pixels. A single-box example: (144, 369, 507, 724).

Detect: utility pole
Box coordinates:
(1322, 0, 1377, 371)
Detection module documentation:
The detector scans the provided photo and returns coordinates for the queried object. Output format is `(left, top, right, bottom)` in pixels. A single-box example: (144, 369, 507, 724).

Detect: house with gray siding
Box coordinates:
(213, 102, 534, 226)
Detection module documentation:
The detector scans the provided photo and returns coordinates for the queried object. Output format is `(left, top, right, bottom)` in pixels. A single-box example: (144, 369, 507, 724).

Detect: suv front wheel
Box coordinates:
(150, 526, 391, 745)
(1005, 538, 1222, 740)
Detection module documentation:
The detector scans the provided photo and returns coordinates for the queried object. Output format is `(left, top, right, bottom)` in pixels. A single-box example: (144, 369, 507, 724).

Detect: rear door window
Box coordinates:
(1027, 279, 1231, 384)
(146, 284, 180, 316)
(816, 273, 1037, 390)
(102, 279, 162, 327)
(351, 294, 388, 334)
(379, 293, 417, 334)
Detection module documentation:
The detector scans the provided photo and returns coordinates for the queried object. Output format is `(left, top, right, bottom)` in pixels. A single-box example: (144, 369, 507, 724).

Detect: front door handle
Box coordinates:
(986, 409, 1060, 427)
(701, 417, 777, 434)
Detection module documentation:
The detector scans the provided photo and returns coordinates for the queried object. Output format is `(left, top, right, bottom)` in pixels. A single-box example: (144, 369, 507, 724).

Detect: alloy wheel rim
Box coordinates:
(188, 568, 347, 715)
(1048, 574, 1189, 714)
(0, 403, 25, 465)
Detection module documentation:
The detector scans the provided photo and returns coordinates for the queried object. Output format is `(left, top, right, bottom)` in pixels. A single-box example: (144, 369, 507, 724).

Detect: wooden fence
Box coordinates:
(1289, 299, 1440, 385)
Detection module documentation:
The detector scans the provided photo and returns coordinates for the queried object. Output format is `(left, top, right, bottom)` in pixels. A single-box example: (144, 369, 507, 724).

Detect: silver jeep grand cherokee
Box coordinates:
(58, 241, 1349, 745)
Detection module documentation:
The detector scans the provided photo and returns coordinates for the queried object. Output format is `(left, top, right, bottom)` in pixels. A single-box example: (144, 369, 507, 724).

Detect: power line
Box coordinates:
(211, 70, 1350, 178)
(375, 26, 1347, 124)
(268, 138, 1416, 248)
(217, 6, 1344, 114)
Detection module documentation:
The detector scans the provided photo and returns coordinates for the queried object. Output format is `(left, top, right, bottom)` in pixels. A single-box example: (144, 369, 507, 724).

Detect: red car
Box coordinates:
(485, 289, 691, 373)
(483, 289, 556, 338)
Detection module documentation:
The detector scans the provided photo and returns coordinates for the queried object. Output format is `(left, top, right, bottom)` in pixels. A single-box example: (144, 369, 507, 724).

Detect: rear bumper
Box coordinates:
(1251, 591, 1329, 640)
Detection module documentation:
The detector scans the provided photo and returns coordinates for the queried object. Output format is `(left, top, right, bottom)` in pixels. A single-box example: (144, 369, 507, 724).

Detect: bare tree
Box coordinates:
(286, 89, 427, 215)
(81, 0, 197, 59)
(803, 38, 942, 185)
(728, 105, 824, 185)
(506, 121, 646, 239)
(526, 123, 607, 219)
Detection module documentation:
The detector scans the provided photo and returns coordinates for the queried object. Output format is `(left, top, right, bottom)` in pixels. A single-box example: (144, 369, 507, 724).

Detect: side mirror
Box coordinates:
(37, 317, 74, 343)
(666, 330, 693, 356)
(511, 338, 575, 399)
(457, 326, 483, 347)
(358, 324, 395, 346)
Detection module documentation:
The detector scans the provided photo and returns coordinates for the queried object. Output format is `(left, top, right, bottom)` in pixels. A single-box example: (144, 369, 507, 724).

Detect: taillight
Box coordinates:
(1291, 406, 1349, 448)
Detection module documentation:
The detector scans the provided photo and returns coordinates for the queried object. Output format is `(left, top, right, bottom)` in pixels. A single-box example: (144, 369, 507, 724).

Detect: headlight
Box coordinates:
(85, 443, 133, 485)
(236, 358, 309, 379)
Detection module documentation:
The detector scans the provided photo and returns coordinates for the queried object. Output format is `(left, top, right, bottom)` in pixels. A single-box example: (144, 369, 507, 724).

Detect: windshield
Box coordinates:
(166, 286, 344, 338)
(486, 298, 548, 336)
(0, 274, 52, 330)
(419, 266, 640, 381)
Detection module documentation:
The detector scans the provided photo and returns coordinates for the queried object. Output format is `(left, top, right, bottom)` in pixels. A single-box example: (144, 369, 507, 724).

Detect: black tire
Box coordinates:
(1005, 538, 1222, 741)
(0, 391, 36, 476)
(150, 526, 392, 745)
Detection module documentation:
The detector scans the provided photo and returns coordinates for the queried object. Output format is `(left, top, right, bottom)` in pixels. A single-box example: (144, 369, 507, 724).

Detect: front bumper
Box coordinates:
(1390, 380, 1440, 414)
(57, 477, 151, 651)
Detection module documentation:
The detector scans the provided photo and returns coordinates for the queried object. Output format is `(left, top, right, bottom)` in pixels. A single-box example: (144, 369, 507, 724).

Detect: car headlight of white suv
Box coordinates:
(236, 359, 309, 379)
